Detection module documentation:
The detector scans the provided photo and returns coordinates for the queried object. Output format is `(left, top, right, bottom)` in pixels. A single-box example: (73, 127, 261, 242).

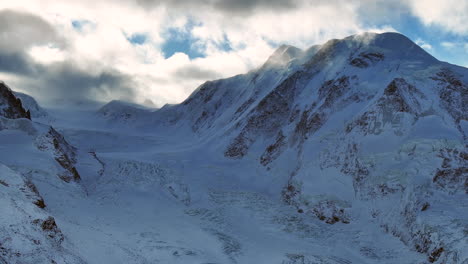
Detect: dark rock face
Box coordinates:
(349, 52, 384, 68)
(429, 247, 445, 263)
(346, 78, 422, 136)
(433, 148, 468, 194)
(318, 76, 351, 108)
(281, 182, 301, 207)
(24, 179, 47, 209)
(260, 131, 286, 166)
(40, 217, 58, 231)
(33, 217, 64, 243)
(225, 72, 303, 158)
(224, 131, 251, 158)
(0, 179, 8, 187)
(36, 127, 81, 182)
(311, 200, 350, 224)
(49, 128, 81, 182)
(33, 199, 46, 209)
(0, 82, 31, 120)
(432, 69, 468, 133)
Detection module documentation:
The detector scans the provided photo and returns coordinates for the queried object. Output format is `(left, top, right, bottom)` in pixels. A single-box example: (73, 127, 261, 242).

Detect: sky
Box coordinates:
(0, 0, 467, 107)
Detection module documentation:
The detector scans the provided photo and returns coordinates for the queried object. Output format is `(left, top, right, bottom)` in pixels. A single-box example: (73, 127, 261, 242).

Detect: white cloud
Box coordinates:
(407, 0, 468, 35)
(28, 45, 66, 64)
(415, 38, 432, 51)
(441, 42, 456, 49)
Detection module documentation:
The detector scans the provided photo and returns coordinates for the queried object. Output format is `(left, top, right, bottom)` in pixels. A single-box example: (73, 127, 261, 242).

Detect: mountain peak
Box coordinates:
(263, 44, 304, 68)
(345, 32, 437, 62)
(344, 32, 413, 46)
(261, 32, 438, 75)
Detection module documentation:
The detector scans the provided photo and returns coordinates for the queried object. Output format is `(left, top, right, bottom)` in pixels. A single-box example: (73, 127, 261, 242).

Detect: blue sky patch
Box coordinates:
(215, 34, 233, 52)
(71, 19, 93, 32)
(161, 19, 206, 59)
(126, 33, 147, 45)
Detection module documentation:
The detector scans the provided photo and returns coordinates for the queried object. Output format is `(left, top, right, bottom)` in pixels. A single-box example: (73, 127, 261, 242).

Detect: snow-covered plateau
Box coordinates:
(0, 32, 467, 264)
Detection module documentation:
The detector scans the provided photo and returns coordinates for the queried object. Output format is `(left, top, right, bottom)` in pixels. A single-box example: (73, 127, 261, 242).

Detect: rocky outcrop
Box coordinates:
(433, 148, 468, 194)
(431, 69, 468, 138)
(225, 71, 303, 158)
(260, 131, 286, 166)
(311, 200, 350, 224)
(0, 164, 84, 263)
(346, 78, 423, 136)
(0, 81, 30, 120)
(32, 216, 64, 243)
(35, 127, 81, 183)
(24, 179, 46, 209)
(349, 52, 384, 68)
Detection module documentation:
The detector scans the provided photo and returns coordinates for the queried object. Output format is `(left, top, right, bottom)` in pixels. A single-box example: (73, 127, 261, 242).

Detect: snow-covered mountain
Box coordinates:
(1, 32, 467, 264)
(0, 84, 88, 263)
(13, 91, 51, 121)
(97, 100, 155, 125)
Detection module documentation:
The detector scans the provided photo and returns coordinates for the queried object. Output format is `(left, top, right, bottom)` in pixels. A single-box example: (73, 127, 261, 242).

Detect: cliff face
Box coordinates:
(0, 81, 30, 120)
(35, 127, 82, 183)
(0, 82, 82, 183)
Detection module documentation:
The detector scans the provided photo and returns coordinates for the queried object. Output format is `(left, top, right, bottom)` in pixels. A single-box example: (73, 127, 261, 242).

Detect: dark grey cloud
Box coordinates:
(0, 49, 136, 105)
(0, 9, 65, 53)
(173, 65, 220, 80)
(35, 64, 135, 104)
(136, 0, 298, 14)
(0, 52, 34, 75)
(35, 63, 137, 103)
(212, 0, 297, 12)
(0, 10, 136, 105)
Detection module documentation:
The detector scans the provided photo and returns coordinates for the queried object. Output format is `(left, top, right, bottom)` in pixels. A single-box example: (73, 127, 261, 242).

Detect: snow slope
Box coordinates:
(1, 32, 467, 264)
(14, 91, 51, 121)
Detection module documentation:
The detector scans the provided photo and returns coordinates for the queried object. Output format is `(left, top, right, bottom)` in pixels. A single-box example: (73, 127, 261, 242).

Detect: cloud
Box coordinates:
(415, 38, 432, 51)
(135, 0, 299, 14)
(0, 52, 34, 75)
(0, 52, 137, 104)
(39, 64, 136, 102)
(0, 9, 65, 53)
(173, 65, 220, 80)
(441, 42, 456, 49)
(407, 0, 468, 35)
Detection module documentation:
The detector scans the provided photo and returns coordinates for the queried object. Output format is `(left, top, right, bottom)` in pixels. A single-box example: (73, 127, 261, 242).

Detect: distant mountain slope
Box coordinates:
(97, 100, 154, 124)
